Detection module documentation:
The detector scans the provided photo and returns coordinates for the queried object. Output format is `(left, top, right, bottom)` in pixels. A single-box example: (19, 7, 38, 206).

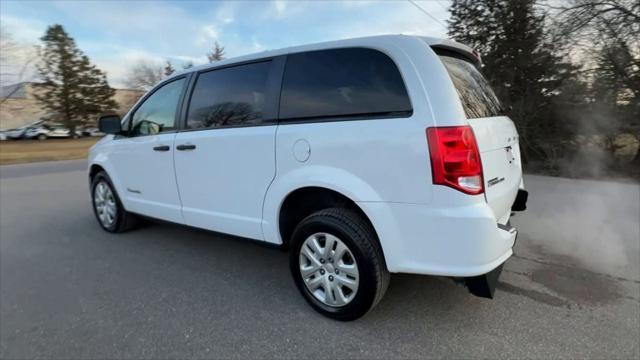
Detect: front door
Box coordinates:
(173, 60, 281, 240)
(108, 77, 187, 224)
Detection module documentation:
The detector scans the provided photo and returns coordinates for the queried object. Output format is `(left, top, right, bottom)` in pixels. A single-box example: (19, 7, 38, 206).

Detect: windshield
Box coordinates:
(438, 54, 503, 119)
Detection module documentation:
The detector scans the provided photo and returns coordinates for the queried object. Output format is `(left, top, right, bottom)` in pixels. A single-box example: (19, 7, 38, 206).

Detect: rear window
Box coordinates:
(438, 55, 502, 119)
(280, 48, 412, 121)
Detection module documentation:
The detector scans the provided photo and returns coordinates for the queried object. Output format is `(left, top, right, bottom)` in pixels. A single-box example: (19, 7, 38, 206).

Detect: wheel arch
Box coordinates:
(89, 163, 105, 181)
(275, 186, 389, 269)
(262, 166, 386, 242)
(88, 162, 134, 214)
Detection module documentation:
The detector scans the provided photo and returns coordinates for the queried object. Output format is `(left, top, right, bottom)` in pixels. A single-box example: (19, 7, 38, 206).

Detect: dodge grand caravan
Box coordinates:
(89, 35, 527, 320)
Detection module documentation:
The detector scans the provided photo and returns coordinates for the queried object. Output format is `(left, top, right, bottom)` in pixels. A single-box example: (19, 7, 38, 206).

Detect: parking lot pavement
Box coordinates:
(1, 160, 639, 359)
(0, 159, 87, 179)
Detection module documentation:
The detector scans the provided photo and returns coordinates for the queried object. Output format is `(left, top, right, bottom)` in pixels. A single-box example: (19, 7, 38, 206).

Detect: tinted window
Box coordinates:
(131, 78, 185, 136)
(187, 61, 271, 129)
(280, 48, 412, 120)
(439, 55, 502, 119)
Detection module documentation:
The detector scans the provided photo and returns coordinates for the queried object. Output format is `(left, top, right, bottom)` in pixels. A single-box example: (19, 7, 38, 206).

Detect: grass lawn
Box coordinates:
(0, 138, 100, 165)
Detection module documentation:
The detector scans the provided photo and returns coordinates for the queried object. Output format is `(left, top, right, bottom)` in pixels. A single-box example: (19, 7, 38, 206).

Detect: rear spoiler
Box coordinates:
(419, 37, 482, 66)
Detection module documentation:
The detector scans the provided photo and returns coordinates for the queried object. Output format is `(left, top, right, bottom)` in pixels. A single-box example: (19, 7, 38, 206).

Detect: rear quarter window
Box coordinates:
(438, 54, 503, 119)
(280, 48, 412, 121)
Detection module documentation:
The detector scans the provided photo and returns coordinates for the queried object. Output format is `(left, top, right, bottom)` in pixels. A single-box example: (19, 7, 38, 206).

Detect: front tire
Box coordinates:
(37, 134, 47, 140)
(91, 171, 137, 233)
(289, 208, 389, 321)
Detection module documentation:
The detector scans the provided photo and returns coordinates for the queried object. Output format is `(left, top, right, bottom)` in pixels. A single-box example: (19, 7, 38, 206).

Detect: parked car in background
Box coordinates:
(23, 125, 50, 140)
(24, 123, 82, 140)
(81, 127, 106, 137)
(4, 121, 45, 140)
(5, 126, 29, 140)
(0, 131, 6, 141)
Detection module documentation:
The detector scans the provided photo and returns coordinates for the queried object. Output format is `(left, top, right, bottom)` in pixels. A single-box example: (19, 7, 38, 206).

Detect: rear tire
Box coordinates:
(91, 171, 138, 233)
(289, 208, 389, 321)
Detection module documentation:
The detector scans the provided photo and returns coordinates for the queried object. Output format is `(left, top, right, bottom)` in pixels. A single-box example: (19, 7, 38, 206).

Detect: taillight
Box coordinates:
(426, 126, 484, 195)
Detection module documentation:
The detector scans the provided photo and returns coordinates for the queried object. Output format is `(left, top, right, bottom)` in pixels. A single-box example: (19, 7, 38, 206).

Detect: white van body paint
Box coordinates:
(89, 35, 522, 277)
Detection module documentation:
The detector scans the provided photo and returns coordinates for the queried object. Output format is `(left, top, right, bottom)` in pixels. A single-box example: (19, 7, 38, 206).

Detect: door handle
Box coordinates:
(153, 145, 170, 152)
(176, 144, 196, 151)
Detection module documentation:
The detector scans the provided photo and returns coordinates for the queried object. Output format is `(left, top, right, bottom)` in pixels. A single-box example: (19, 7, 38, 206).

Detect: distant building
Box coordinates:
(0, 82, 145, 129)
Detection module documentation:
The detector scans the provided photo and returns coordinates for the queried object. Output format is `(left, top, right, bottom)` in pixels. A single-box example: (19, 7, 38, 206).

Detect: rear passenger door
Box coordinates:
(173, 58, 284, 240)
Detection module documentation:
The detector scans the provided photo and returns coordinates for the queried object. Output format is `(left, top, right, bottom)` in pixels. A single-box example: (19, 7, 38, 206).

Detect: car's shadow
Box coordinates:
(89, 217, 484, 326)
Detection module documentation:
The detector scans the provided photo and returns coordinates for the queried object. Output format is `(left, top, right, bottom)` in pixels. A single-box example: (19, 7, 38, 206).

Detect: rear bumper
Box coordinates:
(357, 199, 517, 277)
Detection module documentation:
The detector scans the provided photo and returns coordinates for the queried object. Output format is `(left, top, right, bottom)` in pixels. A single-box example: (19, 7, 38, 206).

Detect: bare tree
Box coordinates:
(555, 0, 639, 37)
(1, 27, 36, 104)
(207, 41, 225, 62)
(0, 27, 17, 66)
(123, 60, 164, 91)
(556, 0, 639, 93)
(556, 0, 640, 164)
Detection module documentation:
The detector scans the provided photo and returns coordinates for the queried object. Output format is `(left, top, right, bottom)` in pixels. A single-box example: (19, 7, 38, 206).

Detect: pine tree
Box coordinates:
(35, 24, 117, 135)
(448, 0, 578, 164)
(447, 0, 501, 59)
(207, 41, 225, 62)
(164, 60, 175, 77)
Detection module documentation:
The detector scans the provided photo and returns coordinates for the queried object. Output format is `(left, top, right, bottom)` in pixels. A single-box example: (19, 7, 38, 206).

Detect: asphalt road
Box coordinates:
(1, 160, 639, 359)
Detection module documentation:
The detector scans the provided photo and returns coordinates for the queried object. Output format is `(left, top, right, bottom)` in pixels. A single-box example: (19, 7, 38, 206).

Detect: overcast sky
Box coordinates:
(0, 0, 451, 87)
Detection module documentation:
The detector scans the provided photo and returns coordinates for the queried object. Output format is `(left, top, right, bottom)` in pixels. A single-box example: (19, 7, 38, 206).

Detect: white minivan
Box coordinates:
(89, 35, 527, 320)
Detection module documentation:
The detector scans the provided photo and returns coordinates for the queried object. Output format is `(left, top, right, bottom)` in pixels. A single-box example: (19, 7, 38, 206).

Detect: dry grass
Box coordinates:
(0, 138, 100, 165)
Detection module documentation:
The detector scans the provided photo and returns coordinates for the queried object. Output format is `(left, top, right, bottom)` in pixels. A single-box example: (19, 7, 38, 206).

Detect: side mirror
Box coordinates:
(98, 114, 122, 134)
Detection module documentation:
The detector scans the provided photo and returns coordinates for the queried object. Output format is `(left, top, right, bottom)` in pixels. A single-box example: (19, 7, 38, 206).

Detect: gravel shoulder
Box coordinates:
(0, 138, 98, 165)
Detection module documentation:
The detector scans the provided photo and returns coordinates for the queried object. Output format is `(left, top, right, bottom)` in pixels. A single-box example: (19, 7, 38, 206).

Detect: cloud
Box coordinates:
(51, 1, 188, 35)
(197, 25, 220, 46)
(90, 47, 164, 88)
(0, 15, 47, 43)
(48, 1, 214, 56)
(215, 2, 236, 24)
(172, 55, 208, 65)
(250, 37, 266, 53)
(328, 1, 449, 40)
(0, 16, 43, 85)
(340, 0, 378, 8)
(1, 0, 452, 86)
(273, 0, 287, 17)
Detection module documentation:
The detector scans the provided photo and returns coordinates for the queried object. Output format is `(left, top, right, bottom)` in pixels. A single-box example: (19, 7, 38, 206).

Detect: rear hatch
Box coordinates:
(437, 52, 523, 223)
